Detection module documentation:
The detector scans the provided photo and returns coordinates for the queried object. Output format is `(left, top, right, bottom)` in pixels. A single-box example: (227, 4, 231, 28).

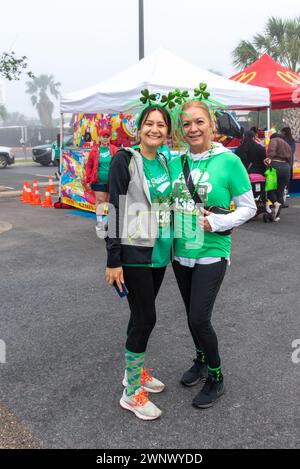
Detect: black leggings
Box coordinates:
(268, 162, 291, 205)
(123, 266, 166, 353)
(172, 259, 227, 369)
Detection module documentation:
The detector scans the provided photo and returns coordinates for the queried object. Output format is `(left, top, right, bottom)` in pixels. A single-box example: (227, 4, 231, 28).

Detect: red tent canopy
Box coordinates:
(230, 54, 300, 109)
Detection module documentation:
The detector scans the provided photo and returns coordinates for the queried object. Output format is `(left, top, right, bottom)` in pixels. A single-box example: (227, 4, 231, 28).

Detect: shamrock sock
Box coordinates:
(208, 365, 222, 382)
(125, 348, 145, 397)
(196, 348, 207, 365)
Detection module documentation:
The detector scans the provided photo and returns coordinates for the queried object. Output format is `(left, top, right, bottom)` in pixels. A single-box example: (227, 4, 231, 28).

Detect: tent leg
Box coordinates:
(267, 107, 271, 131)
(59, 113, 64, 201)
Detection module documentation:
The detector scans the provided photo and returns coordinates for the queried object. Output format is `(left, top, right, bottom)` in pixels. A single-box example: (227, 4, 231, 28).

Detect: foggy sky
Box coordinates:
(1, 0, 299, 118)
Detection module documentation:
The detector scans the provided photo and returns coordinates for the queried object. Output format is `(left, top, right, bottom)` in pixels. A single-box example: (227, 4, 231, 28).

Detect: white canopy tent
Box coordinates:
(58, 49, 271, 202)
(60, 49, 270, 113)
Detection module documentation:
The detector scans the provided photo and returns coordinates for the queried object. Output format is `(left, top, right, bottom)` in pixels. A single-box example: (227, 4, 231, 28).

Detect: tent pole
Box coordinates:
(139, 0, 144, 60)
(59, 112, 64, 200)
(267, 107, 271, 131)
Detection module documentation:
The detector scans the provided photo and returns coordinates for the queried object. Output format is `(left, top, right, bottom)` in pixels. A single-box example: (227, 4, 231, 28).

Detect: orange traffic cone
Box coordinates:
(23, 184, 33, 204)
(31, 188, 42, 206)
(42, 186, 53, 208)
(20, 181, 30, 202)
(32, 178, 39, 194)
(48, 176, 57, 194)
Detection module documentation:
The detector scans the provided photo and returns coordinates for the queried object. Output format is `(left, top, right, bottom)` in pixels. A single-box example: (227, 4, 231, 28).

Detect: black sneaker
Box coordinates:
(192, 374, 225, 408)
(181, 359, 208, 387)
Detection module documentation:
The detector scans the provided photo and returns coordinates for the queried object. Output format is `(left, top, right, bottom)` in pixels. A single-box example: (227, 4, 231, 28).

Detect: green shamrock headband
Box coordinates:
(139, 83, 213, 110)
(134, 83, 225, 148)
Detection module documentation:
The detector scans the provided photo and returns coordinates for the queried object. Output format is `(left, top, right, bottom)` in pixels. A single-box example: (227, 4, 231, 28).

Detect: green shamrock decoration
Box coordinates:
(140, 88, 158, 105)
(161, 89, 190, 109)
(194, 83, 210, 100)
(138, 84, 212, 111)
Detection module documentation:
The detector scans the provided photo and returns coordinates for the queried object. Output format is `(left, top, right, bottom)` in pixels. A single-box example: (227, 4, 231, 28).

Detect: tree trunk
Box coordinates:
(282, 108, 300, 140)
(37, 96, 54, 127)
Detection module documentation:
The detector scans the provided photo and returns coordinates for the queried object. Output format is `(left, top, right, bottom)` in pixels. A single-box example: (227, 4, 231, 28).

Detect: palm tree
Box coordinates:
(232, 17, 300, 138)
(232, 17, 300, 72)
(25, 74, 61, 127)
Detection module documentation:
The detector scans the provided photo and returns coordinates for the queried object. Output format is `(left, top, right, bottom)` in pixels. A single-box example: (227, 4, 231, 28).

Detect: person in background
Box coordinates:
(280, 126, 296, 204)
(280, 126, 296, 156)
(235, 130, 266, 175)
(265, 133, 292, 220)
(250, 126, 262, 145)
(51, 134, 61, 180)
(85, 129, 118, 232)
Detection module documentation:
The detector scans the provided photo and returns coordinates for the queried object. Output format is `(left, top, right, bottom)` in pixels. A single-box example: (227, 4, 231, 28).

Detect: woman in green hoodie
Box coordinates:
(168, 99, 256, 409)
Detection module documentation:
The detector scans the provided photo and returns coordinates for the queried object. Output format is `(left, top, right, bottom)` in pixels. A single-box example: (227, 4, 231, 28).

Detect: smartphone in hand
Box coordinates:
(113, 281, 129, 298)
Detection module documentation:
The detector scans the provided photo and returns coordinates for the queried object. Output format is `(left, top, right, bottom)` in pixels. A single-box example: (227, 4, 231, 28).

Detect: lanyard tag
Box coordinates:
(197, 184, 208, 206)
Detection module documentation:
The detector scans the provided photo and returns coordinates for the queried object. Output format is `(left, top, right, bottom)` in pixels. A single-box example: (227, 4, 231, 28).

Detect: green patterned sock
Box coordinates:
(125, 348, 145, 397)
(208, 365, 222, 382)
(196, 348, 206, 365)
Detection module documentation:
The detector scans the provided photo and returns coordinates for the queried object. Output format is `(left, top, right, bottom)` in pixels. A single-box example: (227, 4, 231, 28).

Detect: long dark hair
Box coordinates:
(281, 126, 295, 142)
(243, 130, 256, 142)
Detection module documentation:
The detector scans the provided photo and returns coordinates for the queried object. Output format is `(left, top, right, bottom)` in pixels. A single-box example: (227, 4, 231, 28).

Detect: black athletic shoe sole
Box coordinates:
(192, 387, 225, 409)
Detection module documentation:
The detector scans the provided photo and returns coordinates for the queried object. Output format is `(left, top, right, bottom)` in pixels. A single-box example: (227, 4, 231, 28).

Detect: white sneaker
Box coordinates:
(119, 388, 162, 420)
(122, 368, 165, 393)
(274, 202, 282, 218)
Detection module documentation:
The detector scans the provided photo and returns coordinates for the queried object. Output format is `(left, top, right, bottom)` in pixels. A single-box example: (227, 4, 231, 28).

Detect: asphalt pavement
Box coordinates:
(0, 196, 299, 449)
(0, 162, 56, 193)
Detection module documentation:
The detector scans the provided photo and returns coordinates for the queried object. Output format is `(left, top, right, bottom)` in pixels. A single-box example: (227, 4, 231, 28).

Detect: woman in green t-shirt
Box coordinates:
(169, 99, 256, 409)
(85, 129, 118, 232)
(105, 105, 173, 420)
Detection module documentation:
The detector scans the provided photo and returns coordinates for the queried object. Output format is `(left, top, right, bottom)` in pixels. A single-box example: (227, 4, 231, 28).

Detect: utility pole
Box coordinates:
(139, 0, 144, 60)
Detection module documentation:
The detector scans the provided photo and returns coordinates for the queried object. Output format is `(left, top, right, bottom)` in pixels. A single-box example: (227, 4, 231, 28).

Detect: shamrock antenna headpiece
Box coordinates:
(138, 82, 219, 111)
(130, 83, 224, 144)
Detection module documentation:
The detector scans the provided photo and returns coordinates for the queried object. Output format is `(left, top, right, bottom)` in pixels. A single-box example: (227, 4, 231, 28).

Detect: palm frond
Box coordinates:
(232, 16, 300, 72)
(232, 40, 259, 69)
